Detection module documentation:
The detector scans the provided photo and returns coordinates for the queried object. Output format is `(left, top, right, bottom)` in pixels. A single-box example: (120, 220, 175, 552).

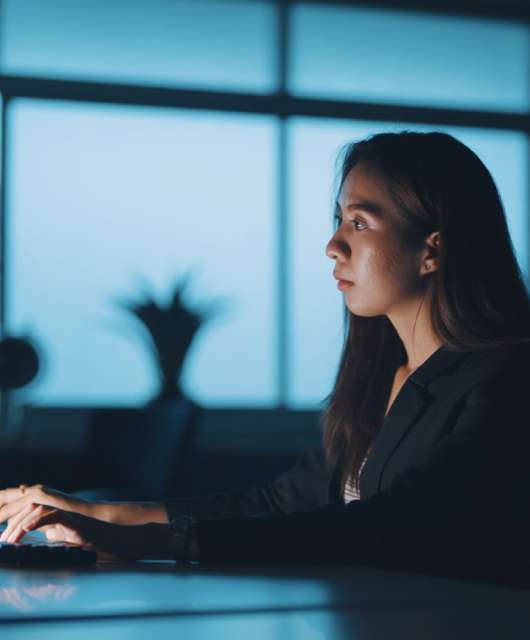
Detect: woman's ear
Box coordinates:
(420, 230, 441, 275)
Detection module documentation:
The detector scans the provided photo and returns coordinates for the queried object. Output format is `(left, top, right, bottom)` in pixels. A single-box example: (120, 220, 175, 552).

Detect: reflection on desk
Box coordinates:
(1, 561, 530, 639)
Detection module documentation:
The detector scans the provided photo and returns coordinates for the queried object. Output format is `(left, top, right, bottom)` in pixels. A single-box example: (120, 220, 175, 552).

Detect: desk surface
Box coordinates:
(1, 560, 530, 639)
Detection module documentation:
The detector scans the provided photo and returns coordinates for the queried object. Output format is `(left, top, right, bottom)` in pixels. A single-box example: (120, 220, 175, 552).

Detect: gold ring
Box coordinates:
(19, 484, 27, 497)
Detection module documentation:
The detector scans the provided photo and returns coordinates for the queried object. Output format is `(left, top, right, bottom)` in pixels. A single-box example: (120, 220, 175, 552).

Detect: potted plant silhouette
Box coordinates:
(116, 272, 229, 405)
(88, 273, 231, 500)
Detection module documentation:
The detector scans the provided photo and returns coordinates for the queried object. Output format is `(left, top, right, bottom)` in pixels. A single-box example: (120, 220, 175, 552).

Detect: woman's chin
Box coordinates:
(344, 298, 382, 317)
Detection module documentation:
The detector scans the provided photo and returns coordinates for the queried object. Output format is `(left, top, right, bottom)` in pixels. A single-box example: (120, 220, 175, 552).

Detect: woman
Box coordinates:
(2, 131, 530, 578)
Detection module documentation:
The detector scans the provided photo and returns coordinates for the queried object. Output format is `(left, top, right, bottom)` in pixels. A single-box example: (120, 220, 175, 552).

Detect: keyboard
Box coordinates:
(0, 541, 97, 565)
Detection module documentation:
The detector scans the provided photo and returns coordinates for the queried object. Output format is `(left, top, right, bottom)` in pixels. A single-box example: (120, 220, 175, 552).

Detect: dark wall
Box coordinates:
(0, 406, 323, 501)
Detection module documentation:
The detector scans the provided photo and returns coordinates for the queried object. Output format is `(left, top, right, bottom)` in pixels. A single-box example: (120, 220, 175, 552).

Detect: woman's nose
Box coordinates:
(325, 242, 337, 260)
(325, 234, 349, 261)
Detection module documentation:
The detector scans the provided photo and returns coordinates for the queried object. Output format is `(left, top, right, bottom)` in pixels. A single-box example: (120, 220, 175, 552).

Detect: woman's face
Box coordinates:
(326, 161, 426, 317)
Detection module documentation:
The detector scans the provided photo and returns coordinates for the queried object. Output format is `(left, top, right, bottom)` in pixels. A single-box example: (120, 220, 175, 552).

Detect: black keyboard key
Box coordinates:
(0, 543, 96, 565)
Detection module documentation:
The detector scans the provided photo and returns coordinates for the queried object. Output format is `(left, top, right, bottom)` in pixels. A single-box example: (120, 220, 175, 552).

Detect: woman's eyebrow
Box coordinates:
(336, 199, 384, 217)
(347, 200, 384, 217)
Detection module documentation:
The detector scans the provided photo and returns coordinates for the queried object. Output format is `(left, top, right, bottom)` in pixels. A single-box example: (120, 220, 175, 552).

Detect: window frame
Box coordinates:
(0, 0, 529, 411)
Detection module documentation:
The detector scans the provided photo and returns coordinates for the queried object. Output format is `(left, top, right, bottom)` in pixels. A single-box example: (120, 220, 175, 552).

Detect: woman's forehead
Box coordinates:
(339, 163, 395, 215)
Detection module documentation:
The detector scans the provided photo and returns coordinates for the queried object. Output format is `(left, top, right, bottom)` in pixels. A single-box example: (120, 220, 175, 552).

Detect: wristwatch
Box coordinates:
(168, 514, 198, 562)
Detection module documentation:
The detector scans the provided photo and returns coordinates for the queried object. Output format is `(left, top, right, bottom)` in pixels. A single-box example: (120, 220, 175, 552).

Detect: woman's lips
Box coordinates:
(333, 272, 354, 290)
(337, 279, 354, 291)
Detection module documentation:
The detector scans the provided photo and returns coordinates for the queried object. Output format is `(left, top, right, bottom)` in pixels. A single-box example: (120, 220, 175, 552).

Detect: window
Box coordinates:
(1, 1, 528, 410)
(7, 100, 277, 406)
(290, 4, 530, 112)
(2, 0, 276, 93)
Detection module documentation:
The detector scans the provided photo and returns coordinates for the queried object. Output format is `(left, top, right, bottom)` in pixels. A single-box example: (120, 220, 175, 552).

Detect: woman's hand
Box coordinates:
(1, 504, 172, 562)
(0, 485, 94, 532)
(0, 484, 170, 528)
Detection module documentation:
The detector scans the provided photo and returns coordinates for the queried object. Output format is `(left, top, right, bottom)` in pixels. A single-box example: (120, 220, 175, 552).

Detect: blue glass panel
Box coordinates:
(290, 4, 530, 112)
(288, 119, 528, 408)
(2, 0, 276, 93)
(7, 100, 277, 407)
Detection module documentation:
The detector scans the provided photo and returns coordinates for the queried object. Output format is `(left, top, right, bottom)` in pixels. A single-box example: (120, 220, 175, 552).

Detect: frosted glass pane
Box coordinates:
(7, 100, 277, 407)
(2, 0, 276, 93)
(288, 119, 528, 408)
(290, 4, 530, 112)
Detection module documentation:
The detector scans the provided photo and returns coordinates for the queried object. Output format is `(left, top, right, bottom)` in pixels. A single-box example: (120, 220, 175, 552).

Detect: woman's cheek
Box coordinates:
(362, 243, 399, 283)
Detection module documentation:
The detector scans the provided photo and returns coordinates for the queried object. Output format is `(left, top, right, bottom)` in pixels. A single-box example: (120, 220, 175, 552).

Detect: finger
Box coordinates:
(1, 484, 48, 504)
(0, 503, 35, 542)
(0, 484, 44, 514)
(43, 526, 81, 545)
(0, 487, 21, 506)
(45, 523, 86, 546)
(23, 510, 88, 546)
(0, 485, 67, 525)
(0, 496, 32, 524)
(9, 507, 59, 545)
(44, 527, 60, 542)
(3, 503, 41, 543)
(6, 505, 46, 544)
(0, 486, 31, 507)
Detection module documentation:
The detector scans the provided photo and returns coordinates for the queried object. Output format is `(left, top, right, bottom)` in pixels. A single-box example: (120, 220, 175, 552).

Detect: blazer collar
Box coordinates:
(407, 345, 470, 389)
(358, 345, 470, 499)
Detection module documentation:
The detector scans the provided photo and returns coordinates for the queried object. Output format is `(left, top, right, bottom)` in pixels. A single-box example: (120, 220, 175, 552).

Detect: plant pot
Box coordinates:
(79, 397, 201, 501)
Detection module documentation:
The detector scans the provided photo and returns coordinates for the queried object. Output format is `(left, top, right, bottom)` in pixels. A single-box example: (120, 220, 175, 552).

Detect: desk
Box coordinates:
(1, 561, 530, 639)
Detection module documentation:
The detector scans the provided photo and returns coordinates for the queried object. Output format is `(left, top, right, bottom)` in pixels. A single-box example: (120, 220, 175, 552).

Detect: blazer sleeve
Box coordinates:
(160, 446, 333, 521)
(194, 357, 530, 578)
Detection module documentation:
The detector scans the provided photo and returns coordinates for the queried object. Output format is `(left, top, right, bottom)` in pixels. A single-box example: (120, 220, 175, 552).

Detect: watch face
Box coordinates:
(171, 514, 196, 531)
(169, 515, 197, 561)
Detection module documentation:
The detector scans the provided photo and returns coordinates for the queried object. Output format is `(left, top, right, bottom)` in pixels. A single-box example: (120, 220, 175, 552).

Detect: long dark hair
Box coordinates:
(321, 131, 530, 495)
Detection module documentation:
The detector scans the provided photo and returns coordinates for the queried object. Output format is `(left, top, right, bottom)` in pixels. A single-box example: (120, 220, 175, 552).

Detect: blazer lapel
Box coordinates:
(359, 346, 470, 499)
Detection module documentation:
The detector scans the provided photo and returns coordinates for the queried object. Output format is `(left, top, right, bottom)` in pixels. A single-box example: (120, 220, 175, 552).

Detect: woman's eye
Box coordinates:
(334, 213, 366, 231)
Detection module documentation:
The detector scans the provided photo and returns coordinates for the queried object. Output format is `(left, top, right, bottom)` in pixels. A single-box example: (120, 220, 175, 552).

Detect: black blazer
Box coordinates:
(163, 342, 530, 579)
